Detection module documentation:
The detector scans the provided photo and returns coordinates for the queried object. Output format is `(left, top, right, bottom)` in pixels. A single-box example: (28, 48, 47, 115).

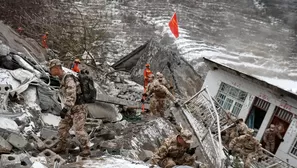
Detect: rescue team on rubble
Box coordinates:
(48, 59, 283, 167)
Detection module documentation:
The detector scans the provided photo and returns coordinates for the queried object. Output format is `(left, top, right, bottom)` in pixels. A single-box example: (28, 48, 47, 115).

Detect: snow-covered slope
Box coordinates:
(67, 0, 297, 91)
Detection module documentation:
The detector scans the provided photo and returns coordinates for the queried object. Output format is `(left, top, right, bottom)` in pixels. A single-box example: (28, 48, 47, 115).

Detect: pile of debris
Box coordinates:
(0, 25, 186, 168)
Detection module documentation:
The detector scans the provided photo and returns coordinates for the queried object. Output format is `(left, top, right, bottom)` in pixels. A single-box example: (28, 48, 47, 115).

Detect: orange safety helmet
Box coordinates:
(145, 63, 150, 67)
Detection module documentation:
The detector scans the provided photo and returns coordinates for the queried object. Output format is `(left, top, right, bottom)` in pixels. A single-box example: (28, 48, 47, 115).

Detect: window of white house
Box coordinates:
(290, 136, 297, 157)
(216, 82, 247, 116)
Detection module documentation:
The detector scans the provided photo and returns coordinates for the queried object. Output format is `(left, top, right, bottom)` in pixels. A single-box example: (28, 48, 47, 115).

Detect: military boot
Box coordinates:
(80, 146, 91, 157)
(52, 142, 66, 154)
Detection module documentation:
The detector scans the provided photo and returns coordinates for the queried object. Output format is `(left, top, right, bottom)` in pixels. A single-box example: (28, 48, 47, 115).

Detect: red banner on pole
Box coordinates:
(168, 12, 179, 38)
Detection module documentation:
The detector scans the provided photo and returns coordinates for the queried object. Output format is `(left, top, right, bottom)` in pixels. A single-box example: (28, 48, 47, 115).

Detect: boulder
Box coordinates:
(112, 40, 203, 98)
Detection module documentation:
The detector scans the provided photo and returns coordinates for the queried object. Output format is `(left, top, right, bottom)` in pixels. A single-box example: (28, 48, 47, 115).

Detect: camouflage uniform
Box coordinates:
(58, 74, 89, 151)
(229, 121, 248, 140)
(49, 59, 89, 155)
(144, 74, 156, 115)
(263, 124, 282, 153)
(229, 129, 262, 168)
(156, 72, 172, 90)
(151, 130, 195, 168)
(146, 80, 176, 117)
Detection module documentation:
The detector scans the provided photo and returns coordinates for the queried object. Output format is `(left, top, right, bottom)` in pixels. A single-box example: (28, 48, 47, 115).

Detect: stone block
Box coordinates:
(0, 136, 12, 153)
(139, 150, 153, 161)
(40, 128, 57, 140)
(98, 129, 116, 140)
(19, 155, 32, 168)
(30, 134, 45, 150)
(43, 136, 59, 149)
(7, 133, 28, 149)
(38, 149, 66, 165)
(99, 141, 120, 155)
(1, 154, 21, 168)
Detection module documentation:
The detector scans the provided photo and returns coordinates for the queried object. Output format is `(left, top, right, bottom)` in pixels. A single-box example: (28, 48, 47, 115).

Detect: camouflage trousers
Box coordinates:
(57, 104, 89, 149)
(265, 141, 275, 153)
(150, 97, 166, 117)
(159, 154, 195, 168)
(150, 97, 157, 115)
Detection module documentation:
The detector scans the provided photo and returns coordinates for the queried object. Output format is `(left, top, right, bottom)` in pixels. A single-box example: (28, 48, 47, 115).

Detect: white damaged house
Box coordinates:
(203, 57, 297, 166)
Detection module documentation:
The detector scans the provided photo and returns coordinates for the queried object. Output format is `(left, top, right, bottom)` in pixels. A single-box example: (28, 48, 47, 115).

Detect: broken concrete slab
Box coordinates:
(0, 117, 19, 133)
(41, 113, 60, 127)
(0, 136, 12, 153)
(1, 154, 21, 168)
(18, 154, 32, 168)
(38, 149, 66, 166)
(87, 102, 122, 122)
(40, 127, 58, 140)
(30, 134, 45, 150)
(7, 133, 28, 149)
(43, 136, 59, 149)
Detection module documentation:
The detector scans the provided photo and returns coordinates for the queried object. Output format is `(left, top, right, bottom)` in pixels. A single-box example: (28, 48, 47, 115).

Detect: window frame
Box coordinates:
(289, 135, 297, 159)
(216, 82, 247, 116)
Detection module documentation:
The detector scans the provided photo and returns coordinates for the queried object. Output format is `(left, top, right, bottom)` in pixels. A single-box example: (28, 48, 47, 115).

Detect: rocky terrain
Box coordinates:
(0, 21, 207, 167)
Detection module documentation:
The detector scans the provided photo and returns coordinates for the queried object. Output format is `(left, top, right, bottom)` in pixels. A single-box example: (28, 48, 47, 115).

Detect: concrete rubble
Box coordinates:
(0, 22, 209, 168)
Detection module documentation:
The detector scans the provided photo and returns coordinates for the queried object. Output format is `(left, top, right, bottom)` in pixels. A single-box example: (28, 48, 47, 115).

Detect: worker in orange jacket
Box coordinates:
(42, 32, 49, 48)
(71, 58, 81, 73)
(143, 63, 153, 90)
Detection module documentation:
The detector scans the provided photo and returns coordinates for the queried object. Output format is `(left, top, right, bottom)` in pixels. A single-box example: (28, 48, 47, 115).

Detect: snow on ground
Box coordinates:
(66, 156, 151, 168)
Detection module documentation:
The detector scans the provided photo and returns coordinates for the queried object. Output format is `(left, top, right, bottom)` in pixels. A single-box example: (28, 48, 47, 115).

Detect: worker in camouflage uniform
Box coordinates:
(48, 59, 90, 157)
(229, 129, 263, 168)
(156, 72, 172, 90)
(221, 112, 238, 146)
(263, 124, 284, 153)
(151, 129, 196, 168)
(142, 74, 156, 115)
(229, 118, 249, 141)
(143, 80, 179, 117)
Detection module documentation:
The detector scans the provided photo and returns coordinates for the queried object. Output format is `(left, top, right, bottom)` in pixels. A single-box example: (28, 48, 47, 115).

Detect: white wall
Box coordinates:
(203, 69, 297, 161)
(276, 118, 297, 166)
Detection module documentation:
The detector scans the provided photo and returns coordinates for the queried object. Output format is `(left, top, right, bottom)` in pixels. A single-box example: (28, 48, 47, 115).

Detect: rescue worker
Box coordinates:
(48, 59, 90, 157)
(229, 118, 249, 140)
(151, 129, 196, 168)
(143, 80, 179, 117)
(17, 26, 24, 35)
(71, 58, 81, 73)
(263, 124, 284, 153)
(42, 32, 49, 48)
(142, 74, 155, 115)
(229, 129, 262, 168)
(143, 63, 153, 90)
(156, 72, 172, 90)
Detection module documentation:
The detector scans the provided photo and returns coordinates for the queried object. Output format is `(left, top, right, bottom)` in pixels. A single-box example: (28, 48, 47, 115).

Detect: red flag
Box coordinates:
(168, 12, 179, 38)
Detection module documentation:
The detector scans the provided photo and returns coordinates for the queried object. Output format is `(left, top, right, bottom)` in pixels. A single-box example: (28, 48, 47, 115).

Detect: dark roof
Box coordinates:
(111, 41, 149, 71)
(203, 57, 297, 100)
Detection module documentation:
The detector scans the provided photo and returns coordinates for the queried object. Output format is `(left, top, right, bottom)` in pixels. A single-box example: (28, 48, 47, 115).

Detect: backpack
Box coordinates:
(65, 70, 96, 104)
(77, 70, 96, 103)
